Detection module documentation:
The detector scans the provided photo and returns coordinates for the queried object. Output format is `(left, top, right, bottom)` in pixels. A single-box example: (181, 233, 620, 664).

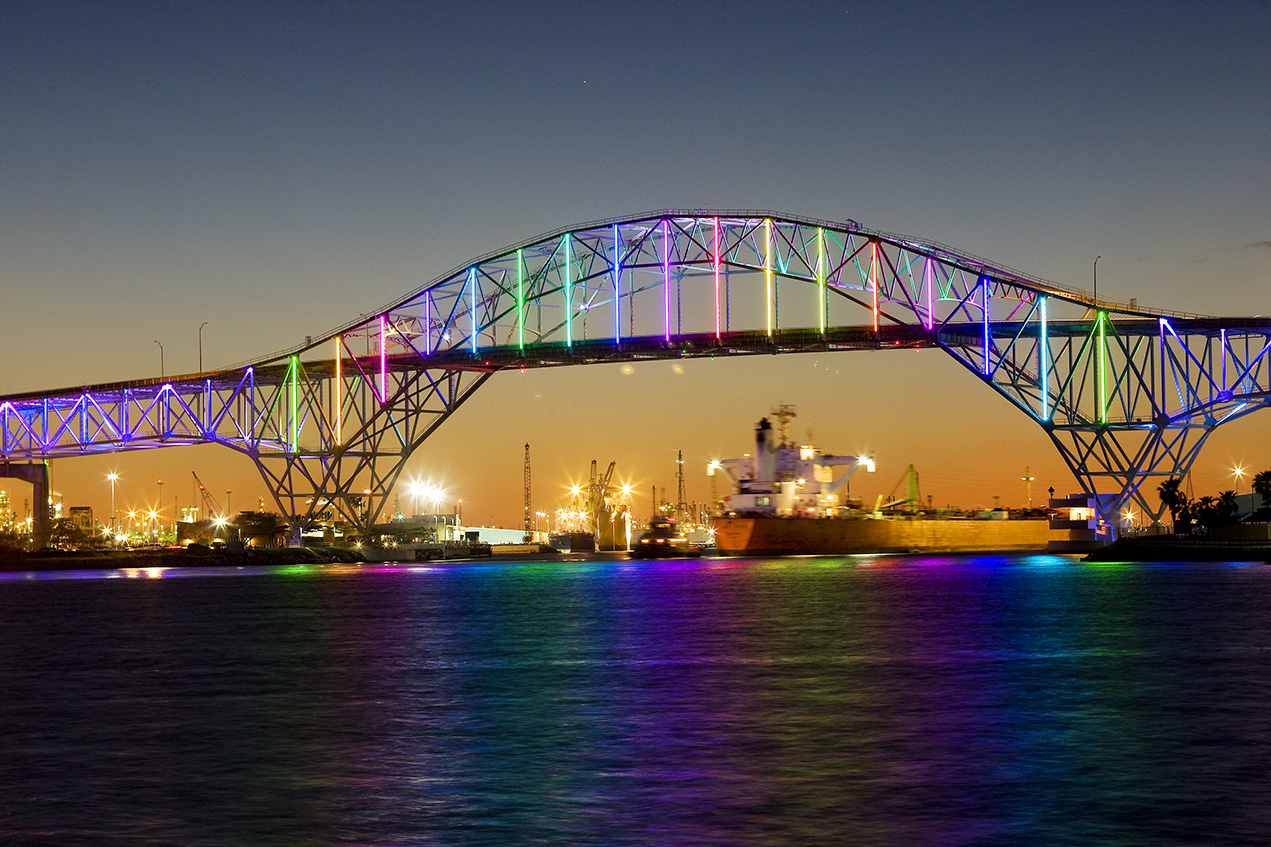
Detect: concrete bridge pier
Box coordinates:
(0, 461, 50, 549)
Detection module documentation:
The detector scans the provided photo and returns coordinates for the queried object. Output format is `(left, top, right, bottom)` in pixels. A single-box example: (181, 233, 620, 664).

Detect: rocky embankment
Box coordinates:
(0, 545, 366, 572)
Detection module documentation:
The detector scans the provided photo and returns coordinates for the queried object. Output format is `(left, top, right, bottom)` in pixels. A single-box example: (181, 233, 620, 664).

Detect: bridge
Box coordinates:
(3, 210, 1269, 544)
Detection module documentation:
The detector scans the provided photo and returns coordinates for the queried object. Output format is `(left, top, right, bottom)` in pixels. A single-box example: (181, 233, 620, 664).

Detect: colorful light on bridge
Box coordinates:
(713, 216, 721, 340)
(662, 218, 670, 342)
(612, 224, 622, 346)
(1039, 296, 1049, 422)
(289, 354, 299, 452)
(467, 267, 478, 354)
(1098, 310, 1107, 425)
(563, 234, 573, 349)
(334, 336, 342, 445)
(517, 249, 525, 351)
(764, 218, 773, 336)
(376, 315, 386, 401)
(870, 241, 879, 333)
(923, 256, 934, 331)
(817, 227, 826, 334)
(981, 277, 990, 377)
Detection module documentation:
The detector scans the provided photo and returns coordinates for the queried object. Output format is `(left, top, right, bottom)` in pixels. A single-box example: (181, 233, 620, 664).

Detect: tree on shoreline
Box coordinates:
(1157, 476, 1193, 534)
(1254, 471, 1271, 511)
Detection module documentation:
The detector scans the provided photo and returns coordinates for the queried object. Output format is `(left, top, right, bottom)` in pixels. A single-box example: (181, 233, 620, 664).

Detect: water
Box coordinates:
(3, 555, 1271, 846)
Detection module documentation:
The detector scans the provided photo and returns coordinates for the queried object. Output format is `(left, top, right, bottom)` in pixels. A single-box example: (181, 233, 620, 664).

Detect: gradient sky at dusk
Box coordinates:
(3, 1, 1270, 526)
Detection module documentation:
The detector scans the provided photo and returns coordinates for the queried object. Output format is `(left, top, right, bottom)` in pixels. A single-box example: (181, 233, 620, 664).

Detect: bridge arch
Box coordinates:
(3, 210, 1269, 541)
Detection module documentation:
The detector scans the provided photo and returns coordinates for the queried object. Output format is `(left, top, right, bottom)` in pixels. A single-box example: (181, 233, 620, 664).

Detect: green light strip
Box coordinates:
(1098, 311, 1107, 424)
(289, 354, 298, 452)
(517, 249, 525, 351)
(817, 227, 826, 333)
(563, 234, 572, 348)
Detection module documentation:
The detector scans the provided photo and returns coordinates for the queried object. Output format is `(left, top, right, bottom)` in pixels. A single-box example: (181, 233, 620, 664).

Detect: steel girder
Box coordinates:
(4, 210, 1268, 536)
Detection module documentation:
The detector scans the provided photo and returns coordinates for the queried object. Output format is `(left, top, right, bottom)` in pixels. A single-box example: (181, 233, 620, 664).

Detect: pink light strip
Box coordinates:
(870, 242, 879, 333)
(379, 315, 387, 403)
(713, 216, 721, 339)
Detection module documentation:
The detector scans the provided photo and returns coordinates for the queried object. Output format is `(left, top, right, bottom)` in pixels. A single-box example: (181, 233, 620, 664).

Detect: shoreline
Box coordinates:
(0, 546, 367, 572)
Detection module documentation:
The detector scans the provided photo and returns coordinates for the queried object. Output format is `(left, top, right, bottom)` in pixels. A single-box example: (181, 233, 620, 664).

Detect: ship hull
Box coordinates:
(713, 515, 1050, 556)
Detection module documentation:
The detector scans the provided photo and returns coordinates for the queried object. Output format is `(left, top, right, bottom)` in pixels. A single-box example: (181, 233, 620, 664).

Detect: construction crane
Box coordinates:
(191, 471, 224, 521)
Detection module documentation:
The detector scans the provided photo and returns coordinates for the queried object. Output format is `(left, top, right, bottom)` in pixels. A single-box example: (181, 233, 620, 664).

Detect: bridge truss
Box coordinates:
(3, 210, 1269, 539)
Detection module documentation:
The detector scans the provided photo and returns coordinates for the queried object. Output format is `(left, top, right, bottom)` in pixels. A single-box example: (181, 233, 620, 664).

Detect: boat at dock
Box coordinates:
(629, 516, 696, 558)
(711, 408, 1050, 556)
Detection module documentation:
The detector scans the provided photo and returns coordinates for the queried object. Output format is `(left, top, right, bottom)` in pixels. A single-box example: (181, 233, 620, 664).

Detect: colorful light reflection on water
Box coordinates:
(2, 554, 1271, 845)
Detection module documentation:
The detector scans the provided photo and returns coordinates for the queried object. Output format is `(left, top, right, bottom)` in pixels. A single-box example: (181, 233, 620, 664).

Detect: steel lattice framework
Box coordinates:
(4, 210, 1269, 538)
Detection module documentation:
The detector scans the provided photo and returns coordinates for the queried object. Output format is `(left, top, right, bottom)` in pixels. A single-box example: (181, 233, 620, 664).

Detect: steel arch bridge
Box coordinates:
(4, 210, 1270, 541)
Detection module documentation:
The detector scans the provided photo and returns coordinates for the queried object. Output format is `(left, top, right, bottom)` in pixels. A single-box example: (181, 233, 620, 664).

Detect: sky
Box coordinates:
(2, 0, 1270, 528)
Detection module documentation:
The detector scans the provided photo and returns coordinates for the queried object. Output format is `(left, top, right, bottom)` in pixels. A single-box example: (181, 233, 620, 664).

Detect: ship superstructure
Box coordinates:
(714, 406, 875, 518)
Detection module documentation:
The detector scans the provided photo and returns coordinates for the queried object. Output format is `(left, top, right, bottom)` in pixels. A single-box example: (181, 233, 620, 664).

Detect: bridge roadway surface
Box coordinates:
(4, 317, 1261, 401)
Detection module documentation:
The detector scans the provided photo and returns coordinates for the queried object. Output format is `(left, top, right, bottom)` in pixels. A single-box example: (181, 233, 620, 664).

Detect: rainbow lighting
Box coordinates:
(5, 210, 1271, 544)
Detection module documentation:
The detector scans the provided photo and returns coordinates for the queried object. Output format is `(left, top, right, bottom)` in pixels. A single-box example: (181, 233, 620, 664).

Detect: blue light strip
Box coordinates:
(981, 277, 990, 376)
(612, 223, 621, 345)
(468, 267, 478, 353)
(1040, 295, 1049, 421)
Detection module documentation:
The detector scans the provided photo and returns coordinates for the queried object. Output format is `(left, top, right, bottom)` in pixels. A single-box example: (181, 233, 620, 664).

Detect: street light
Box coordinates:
(199, 321, 209, 372)
(107, 472, 118, 536)
(1233, 465, 1247, 495)
(1093, 255, 1101, 306)
(154, 339, 164, 378)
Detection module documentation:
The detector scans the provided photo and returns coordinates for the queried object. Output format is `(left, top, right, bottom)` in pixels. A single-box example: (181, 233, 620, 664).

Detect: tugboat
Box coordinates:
(629, 516, 695, 559)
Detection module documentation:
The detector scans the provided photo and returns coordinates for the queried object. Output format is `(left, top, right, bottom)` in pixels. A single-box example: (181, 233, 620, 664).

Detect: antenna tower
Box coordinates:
(676, 450, 687, 524)
(523, 443, 532, 542)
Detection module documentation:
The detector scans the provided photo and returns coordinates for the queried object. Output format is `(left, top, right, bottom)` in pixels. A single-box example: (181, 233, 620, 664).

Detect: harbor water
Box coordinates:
(3, 554, 1270, 845)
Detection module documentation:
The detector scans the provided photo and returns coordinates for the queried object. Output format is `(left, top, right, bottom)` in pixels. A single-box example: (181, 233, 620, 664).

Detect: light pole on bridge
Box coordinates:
(199, 321, 208, 372)
(154, 339, 164, 379)
(1093, 255, 1101, 307)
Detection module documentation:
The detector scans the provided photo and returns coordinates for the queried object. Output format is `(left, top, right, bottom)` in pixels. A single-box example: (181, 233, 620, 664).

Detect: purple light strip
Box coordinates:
(662, 219, 670, 342)
(923, 257, 934, 330)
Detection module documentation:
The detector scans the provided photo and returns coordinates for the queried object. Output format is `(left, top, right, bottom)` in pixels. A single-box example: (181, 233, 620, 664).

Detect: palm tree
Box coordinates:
(1158, 476, 1192, 533)
(1252, 470, 1271, 510)
(1194, 495, 1219, 533)
(1218, 490, 1240, 525)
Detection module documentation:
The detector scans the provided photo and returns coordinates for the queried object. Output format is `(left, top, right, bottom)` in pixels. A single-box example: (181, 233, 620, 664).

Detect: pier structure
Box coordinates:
(3, 210, 1269, 543)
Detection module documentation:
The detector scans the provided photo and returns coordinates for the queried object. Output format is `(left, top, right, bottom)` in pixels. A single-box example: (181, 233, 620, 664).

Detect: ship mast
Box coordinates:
(772, 404, 797, 447)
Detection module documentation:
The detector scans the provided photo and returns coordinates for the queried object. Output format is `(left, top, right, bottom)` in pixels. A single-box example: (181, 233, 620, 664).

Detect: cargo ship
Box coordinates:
(711, 408, 1050, 556)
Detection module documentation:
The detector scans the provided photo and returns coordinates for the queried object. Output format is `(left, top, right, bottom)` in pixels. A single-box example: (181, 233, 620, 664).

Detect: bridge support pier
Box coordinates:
(1, 461, 50, 549)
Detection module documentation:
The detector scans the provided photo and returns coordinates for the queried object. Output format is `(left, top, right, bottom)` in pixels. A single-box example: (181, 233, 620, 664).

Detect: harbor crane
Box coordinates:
(191, 471, 224, 521)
